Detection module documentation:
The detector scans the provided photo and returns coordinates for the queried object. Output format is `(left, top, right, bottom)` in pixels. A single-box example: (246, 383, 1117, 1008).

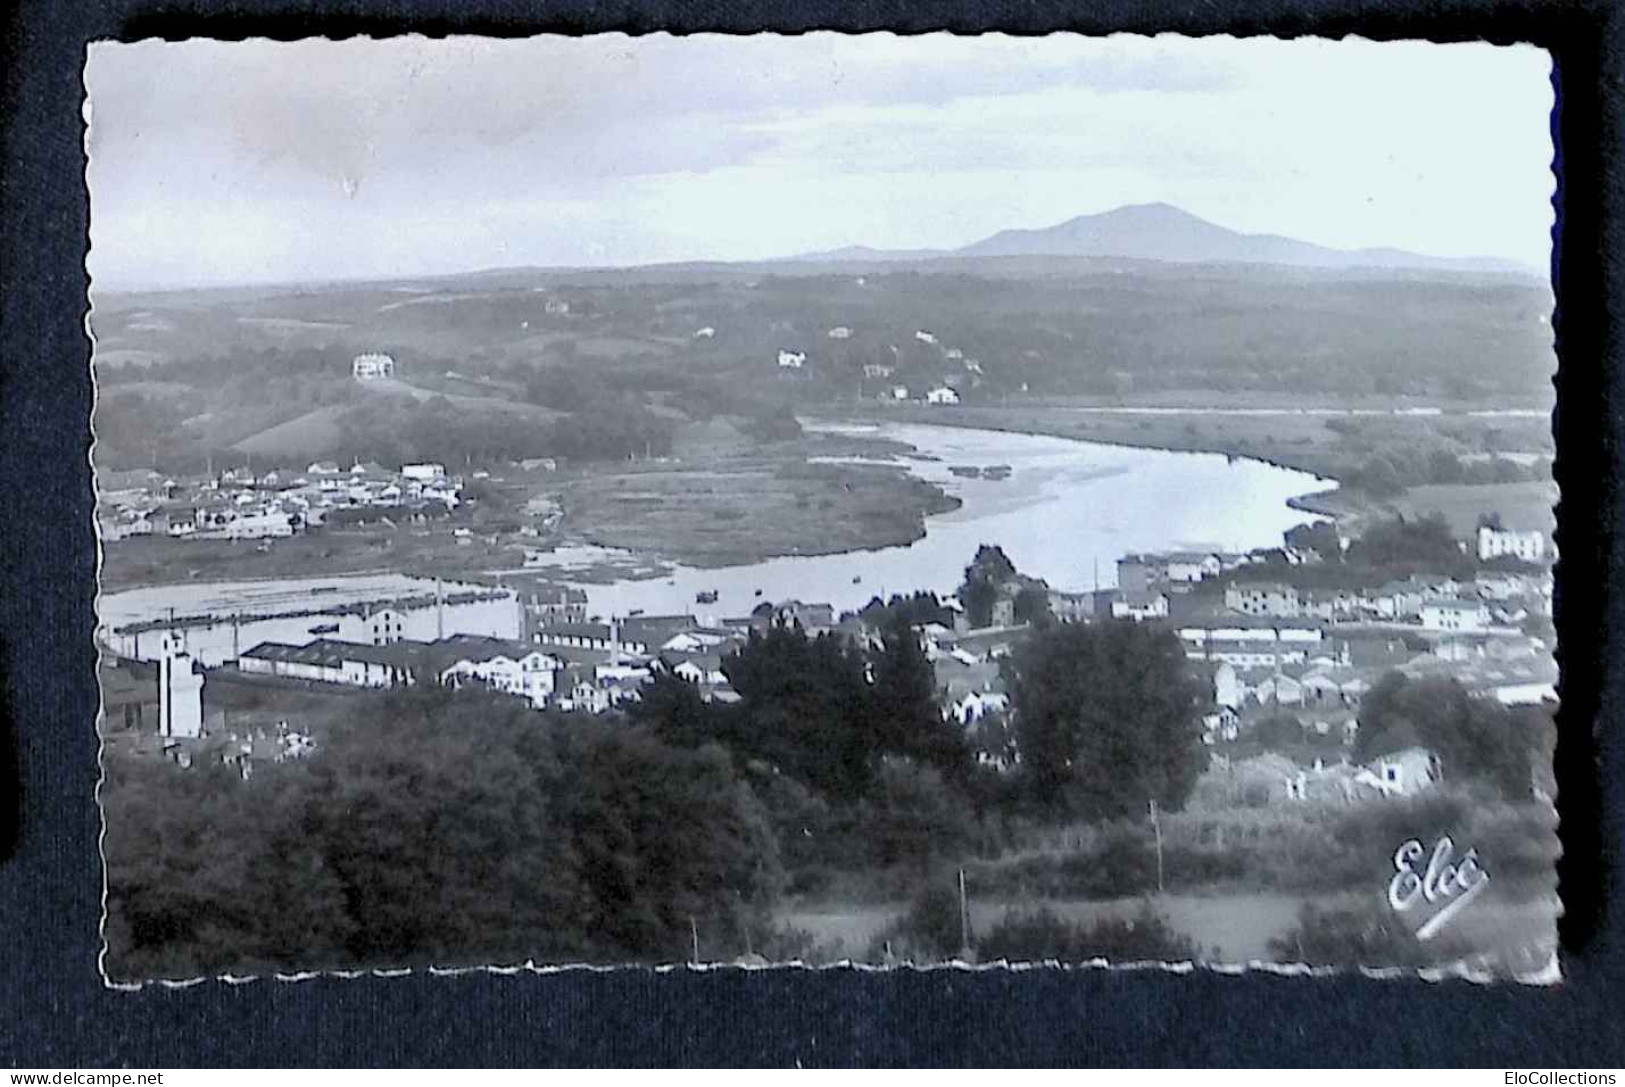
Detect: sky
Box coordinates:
(84, 34, 1555, 291)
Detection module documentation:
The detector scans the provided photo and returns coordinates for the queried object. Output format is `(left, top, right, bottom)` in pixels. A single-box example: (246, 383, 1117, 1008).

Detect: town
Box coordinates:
(99, 472, 1555, 805)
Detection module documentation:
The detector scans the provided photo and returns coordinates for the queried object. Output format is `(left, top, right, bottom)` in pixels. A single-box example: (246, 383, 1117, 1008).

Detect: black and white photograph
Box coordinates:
(86, 33, 1560, 984)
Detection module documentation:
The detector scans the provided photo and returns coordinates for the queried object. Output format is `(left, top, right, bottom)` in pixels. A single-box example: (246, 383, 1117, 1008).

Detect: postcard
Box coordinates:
(86, 33, 1559, 984)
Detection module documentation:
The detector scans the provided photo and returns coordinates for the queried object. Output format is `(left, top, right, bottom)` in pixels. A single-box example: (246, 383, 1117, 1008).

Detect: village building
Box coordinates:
(1109, 589, 1171, 622)
(401, 462, 446, 482)
(777, 350, 806, 369)
(1420, 598, 1493, 633)
(925, 386, 961, 405)
(1210, 661, 1245, 709)
(950, 690, 1009, 726)
(440, 645, 564, 709)
(351, 353, 396, 381)
(1164, 552, 1223, 582)
(1224, 581, 1301, 618)
(524, 585, 590, 627)
(237, 638, 422, 689)
(1365, 746, 1442, 797)
(157, 632, 205, 739)
(1477, 521, 1546, 563)
(1180, 621, 1324, 668)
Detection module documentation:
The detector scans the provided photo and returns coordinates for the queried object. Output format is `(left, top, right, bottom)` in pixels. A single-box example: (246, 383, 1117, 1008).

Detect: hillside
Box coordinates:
(89, 249, 1553, 474)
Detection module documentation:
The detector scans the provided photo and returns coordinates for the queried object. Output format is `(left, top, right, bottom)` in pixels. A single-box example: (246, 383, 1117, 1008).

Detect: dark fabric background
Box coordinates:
(3, 0, 1622, 1067)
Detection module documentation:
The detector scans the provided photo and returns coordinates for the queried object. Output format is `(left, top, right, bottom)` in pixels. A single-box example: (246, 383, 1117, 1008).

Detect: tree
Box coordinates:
(102, 689, 783, 977)
(1347, 513, 1466, 571)
(721, 623, 879, 798)
(858, 591, 952, 630)
(958, 544, 1019, 628)
(1013, 584, 1053, 627)
(869, 610, 967, 781)
(1354, 671, 1539, 799)
(853, 758, 977, 874)
(1006, 621, 1206, 817)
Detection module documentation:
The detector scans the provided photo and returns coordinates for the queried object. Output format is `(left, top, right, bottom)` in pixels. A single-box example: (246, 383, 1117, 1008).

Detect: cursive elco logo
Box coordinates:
(1388, 835, 1491, 940)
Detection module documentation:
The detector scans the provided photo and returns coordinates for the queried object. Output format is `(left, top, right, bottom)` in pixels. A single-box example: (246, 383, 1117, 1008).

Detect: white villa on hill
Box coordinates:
(352, 353, 396, 380)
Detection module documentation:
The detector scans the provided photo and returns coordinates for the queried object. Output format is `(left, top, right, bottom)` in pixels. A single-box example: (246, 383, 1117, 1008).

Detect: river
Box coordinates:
(98, 420, 1333, 633)
(523, 419, 1332, 620)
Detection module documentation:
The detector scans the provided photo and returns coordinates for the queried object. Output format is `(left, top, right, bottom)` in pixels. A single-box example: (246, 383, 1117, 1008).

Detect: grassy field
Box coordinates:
(775, 890, 1558, 967)
(554, 455, 960, 566)
(1382, 481, 1557, 535)
(232, 404, 353, 457)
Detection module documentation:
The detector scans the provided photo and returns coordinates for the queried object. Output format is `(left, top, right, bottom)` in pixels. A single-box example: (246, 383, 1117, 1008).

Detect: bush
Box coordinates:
(1269, 903, 1473, 968)
(869, 881, 970, 962)
(977, 902, 1195, 964)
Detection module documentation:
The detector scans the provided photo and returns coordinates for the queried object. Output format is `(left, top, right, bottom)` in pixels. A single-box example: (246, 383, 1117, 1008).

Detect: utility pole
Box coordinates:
(958, 868, 970, 957)
(690, 915, 700, 965)
(1149, 799, 1165, 895)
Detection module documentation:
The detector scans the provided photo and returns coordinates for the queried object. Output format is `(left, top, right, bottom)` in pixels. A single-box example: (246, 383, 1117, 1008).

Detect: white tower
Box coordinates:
(158, 630, 205, 740)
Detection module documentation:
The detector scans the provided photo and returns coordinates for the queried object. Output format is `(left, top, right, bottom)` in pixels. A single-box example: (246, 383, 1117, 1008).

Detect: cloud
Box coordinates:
(83, 34, 1551, 289)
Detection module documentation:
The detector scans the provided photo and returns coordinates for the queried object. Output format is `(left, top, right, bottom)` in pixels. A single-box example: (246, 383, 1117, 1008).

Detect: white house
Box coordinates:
(827, 326, 852, 340)
(1110, 590, 1170, 622)
(891, 385, 910, 401)
(1225, 582, 1301, 618)
(1420, 599, 1492, 633)
(440, 649, 562, 709)
(237, 639, 417, 690)
(1272, 673, 1304, 706)
(352, 353, 396, 381)
(693, 326, 716, 339)
(1360, 746, 1441, 797)
(1212, 662, 1244, 710)
(1164, 552, 1222, 583)
(402, 463, 446, 482)
(777, 350, 807, 369)
(1365, 580, 1428, 620)
(1478, 523, 1545, 563)
(951, 690, 1009, 725)
(863, 363, 895, 379)
(1476, 571, 1533, 602)
(925, 386, 961, 406)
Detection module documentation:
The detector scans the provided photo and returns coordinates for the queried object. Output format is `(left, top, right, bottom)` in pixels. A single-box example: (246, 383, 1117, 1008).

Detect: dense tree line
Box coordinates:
(633, 611, 971, 798)
(103, 691, 778, 979)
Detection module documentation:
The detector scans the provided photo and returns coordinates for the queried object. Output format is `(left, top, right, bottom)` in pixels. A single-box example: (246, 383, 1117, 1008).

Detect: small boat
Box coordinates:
(696, 590, 719, 604)
(948, 465, 981, 478)
(754, 588, 764, 597)
(852, 576, 862, 584)
(982, 464, 1013, 480)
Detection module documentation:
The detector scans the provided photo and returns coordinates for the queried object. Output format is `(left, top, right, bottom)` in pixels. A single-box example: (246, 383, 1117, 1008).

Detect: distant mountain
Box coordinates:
(794, 203, 1536, 276)
(791, 244, 950, 263)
